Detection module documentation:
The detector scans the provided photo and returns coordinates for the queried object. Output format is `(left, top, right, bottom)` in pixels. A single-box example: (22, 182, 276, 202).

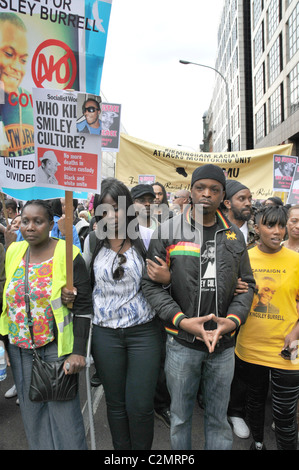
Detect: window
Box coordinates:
(256, 104, 267, 142)
(269, 84, 283, 131)
(288, 2, 299, 59)
(255, 62, 265, 104)
(268, 35, 282, 86)
(289, 62, 299, 114)
(232, 19, 238, 49)
(267, 0, 281, 42)
(253, 0, 263, 31)
(254, 22, 264, 66)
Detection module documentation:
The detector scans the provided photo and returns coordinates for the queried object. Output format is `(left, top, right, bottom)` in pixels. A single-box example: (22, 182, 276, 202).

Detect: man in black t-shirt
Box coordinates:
(142, 164, 255, 450)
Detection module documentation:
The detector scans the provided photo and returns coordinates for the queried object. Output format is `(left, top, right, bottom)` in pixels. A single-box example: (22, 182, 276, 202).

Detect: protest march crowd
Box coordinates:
(0, 164, 299, 451)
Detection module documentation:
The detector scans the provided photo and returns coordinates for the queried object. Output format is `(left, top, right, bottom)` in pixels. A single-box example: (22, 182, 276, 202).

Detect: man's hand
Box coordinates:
(179, 314, 236, 353)
(205, 315, 236, 352)
(179, 315, 215, 352)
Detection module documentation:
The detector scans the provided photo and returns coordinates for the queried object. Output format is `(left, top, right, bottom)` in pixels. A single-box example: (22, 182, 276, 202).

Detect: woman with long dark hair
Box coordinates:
(90, 178, 161, 450)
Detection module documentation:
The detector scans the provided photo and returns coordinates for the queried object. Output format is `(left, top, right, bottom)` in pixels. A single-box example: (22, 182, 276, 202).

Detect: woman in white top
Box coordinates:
(90, 178, 162, 450)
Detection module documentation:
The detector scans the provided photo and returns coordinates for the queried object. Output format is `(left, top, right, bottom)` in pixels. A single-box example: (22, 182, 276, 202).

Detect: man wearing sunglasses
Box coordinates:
(76, 98, 102, 135)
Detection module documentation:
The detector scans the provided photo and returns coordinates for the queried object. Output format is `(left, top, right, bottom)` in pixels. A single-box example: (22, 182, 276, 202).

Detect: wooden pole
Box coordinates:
(65, 190, 74, 308)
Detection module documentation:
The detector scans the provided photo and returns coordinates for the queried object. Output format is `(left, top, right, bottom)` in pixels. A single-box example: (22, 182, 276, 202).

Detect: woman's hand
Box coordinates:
(234, 278, 248, 296)
(282, 322, 299, 359)
(146, 256, 171, 285)
(61, 287, 77, 305)
(63, 354, 85, 374)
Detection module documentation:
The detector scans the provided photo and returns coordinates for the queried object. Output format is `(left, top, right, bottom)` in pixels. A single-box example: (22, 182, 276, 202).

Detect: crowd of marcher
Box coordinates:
(0, 164, 299, 451)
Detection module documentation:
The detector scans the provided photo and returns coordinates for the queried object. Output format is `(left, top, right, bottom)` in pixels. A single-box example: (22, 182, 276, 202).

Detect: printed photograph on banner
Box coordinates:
(101, 103, 121, 152)
(138, 175, 156, 185)
(33, 87, 101, 193)
(0, 8, 79, 158)
(273, 154, 297, 192)
(0, 2, 112, 159)
(76, 93, 102, 136)
(287, 163, 299, 205)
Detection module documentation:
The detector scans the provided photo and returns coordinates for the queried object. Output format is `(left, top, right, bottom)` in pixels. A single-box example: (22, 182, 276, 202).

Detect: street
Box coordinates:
(0, 362, 280, 452)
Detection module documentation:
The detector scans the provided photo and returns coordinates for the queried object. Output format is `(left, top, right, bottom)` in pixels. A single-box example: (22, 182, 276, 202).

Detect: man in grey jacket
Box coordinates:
(142, 164, 255, 450)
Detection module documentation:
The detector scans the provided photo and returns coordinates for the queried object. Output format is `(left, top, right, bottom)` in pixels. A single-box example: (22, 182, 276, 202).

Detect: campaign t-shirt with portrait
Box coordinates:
(235, 245, 299, 370)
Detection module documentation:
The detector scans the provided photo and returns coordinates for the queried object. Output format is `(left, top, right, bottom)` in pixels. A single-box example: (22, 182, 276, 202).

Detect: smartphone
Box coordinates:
(281, 348, 291, 359)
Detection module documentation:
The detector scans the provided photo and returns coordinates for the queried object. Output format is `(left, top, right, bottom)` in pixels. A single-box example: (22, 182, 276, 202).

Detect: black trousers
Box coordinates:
(236, 355, 299, 450)
(91, 319, 162, 450)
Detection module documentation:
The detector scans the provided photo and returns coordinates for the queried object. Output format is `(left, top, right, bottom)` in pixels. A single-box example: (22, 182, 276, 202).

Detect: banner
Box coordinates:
(287, 164, 299, 205)
(101, 102, 121, 152)
(273, 154, 297, 192)
(0, 0, 112, 198)
(116, 134, 293, 199)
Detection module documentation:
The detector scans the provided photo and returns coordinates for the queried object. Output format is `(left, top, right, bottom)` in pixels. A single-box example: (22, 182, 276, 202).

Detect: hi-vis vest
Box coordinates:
(0, 239, 81, 357)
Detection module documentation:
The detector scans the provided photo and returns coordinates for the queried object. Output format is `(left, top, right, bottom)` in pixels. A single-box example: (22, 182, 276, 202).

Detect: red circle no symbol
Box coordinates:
(32, 39, 77, 89)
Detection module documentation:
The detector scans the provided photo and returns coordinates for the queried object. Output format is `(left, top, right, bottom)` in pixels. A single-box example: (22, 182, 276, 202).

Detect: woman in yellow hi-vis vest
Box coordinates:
(0, 199, 93, 450)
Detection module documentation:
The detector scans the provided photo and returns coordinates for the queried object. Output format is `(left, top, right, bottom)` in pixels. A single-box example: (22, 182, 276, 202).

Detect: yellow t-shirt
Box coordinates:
(235, 245, 299, 370)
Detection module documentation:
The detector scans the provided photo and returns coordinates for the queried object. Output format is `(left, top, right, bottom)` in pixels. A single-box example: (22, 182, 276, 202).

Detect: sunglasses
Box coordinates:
(112, 253, 127, 280)
(84, 106, 99, 113)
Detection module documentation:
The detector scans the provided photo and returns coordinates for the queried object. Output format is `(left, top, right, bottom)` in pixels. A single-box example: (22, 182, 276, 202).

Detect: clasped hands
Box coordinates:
(179, 315, 236, 353)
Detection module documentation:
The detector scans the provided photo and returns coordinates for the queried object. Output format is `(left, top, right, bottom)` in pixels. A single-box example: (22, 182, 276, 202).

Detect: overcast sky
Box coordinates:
(100, 0, 225, 150)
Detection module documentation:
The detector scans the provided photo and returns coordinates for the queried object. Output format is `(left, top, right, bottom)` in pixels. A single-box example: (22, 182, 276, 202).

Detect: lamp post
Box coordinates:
(179, 60, 232, 152)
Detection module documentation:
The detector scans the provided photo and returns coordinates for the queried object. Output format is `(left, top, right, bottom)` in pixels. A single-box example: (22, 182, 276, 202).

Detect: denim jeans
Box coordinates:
(165, 336, 234, 450)
(8, 341, 87, 450)
(91, 318, 162, 450)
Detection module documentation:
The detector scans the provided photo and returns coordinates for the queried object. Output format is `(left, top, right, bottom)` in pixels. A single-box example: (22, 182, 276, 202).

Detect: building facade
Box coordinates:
(208, 0, 299, 156)
(252, 0, 299, 155)
(209, 0, 253, 152)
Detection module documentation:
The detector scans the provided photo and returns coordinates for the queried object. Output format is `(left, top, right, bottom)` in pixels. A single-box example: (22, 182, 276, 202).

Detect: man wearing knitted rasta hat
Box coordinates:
(223, 180, 257, 249)
(142, 164, 255, 450)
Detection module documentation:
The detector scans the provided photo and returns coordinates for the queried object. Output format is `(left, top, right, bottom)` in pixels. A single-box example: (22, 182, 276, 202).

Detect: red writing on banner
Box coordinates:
(31, 39, 77, 89)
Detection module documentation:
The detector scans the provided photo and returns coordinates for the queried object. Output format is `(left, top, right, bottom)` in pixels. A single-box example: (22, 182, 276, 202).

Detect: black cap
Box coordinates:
(191, 164, 226, 189)
(225, 180, 249, 200)
(131, 184, 156, 200)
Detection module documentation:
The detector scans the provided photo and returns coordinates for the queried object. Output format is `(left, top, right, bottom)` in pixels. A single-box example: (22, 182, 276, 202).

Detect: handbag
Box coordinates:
(24, 249, 78, 402)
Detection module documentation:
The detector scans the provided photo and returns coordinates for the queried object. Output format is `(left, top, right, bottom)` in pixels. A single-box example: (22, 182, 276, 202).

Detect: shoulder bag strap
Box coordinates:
(24, 248, 35, 349)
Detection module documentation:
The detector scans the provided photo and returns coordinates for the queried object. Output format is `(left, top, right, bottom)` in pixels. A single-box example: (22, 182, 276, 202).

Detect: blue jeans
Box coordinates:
(91, 318, 162, 450)
(165, 336, 235, 450)
(8, 341, 87, 450)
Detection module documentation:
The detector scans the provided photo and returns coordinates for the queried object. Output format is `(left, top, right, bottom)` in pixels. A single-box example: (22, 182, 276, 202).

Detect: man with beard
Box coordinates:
(223, 180, 256, 248)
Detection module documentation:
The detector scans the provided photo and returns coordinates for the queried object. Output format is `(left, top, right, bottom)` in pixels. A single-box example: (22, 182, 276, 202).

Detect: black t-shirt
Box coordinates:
(175, 218, 222, 351)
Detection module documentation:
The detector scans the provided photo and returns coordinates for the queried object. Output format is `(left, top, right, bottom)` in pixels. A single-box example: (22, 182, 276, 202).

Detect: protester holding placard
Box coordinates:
(0, 199, 93, 450)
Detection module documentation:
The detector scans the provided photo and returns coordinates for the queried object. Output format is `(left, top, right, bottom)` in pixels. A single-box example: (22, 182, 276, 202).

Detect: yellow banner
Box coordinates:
(116, 134, 293, 199)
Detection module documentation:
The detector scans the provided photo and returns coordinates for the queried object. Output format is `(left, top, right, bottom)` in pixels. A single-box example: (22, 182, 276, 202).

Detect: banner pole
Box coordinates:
(65, 190, 74, 308)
